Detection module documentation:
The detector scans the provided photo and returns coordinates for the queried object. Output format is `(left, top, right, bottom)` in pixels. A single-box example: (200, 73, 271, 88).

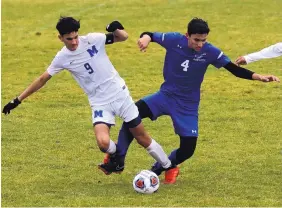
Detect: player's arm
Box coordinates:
(223, 62, 280, 82)
(105, 21, 128, 44)
(137, 32, 179, 52)
(138, 32, 153, 52)
(2, 71, 52, 115)
(235, 42, 282, 65)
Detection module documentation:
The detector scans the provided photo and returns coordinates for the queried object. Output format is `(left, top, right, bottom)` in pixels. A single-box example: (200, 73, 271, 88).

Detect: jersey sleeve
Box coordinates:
(152, 32, 181, 49)
(46, 55, 64, 76)
(209, 45, 231, 68)
(244, 42, 282, 64)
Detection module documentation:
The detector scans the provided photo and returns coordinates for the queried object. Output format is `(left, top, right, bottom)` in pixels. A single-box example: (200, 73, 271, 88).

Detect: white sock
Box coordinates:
(146, 139, 171, 169)
(106, 140, 116, 154)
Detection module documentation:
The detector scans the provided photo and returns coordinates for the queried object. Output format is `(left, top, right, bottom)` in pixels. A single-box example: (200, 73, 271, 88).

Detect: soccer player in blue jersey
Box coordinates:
(100, 18, 280, 183)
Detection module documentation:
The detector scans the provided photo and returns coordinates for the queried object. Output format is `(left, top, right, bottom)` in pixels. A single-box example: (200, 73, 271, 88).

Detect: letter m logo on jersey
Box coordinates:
(87, 45, 98, 57)
(94, 110, 103, 118)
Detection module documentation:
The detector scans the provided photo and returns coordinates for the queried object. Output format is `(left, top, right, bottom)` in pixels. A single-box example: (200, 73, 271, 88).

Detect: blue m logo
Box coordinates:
(94, 110, 103, 118)
(87, 45, 98, 57)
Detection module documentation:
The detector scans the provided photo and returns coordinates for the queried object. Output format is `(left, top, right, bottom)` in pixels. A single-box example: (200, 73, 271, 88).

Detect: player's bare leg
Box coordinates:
(95, 123, 122, 175)
(94, 123, 111, 152)
(128, 122, 151, 147)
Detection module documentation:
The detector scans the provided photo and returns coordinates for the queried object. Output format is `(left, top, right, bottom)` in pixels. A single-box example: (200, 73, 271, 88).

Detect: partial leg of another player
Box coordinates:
(98, 116, 173, 174)
(151, 136, 197, 184)
(129, 119, 172, 169)
(98, 93, 173, 175)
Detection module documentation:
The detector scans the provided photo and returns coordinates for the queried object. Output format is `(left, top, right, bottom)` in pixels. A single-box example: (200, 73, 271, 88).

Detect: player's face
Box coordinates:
(59, 31, 79, 51)
(186, 33, 208, 51)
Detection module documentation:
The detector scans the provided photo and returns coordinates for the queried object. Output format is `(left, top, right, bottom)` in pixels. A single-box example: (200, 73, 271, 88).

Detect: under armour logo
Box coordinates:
(177, 44, 182, 49)
(94, 110, 103, 118)
(192, 130, 197, 134)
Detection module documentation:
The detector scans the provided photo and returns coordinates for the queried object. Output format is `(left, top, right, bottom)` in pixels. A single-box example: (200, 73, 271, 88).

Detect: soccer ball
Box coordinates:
(133, 170, 159, 194)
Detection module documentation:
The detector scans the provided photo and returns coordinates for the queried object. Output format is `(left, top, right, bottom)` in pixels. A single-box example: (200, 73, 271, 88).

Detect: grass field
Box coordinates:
(1, 0, 282, 207)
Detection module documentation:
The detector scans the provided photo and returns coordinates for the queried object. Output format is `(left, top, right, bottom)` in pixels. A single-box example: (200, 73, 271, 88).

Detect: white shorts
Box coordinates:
(91, 87, 139, 125)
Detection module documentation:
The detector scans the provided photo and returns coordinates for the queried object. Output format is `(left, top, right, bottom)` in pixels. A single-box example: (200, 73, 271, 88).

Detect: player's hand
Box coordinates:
(2, 97, 21, 115)
(252, 73, 280, 82)
(235, 56, 247, 65)
(137, 35, 151, 52)
(106, 21, 124, 32)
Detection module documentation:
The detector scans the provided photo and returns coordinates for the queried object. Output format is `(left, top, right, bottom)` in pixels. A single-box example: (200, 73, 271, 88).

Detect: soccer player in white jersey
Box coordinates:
(2, 16, 173, 175)
(235, 42, 282, 65)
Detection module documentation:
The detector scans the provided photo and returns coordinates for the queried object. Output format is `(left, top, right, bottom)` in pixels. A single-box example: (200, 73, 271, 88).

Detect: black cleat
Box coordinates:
(151, 164, 164, 176)
(98, 153, 124, 175)
(98, 161, 124, 175)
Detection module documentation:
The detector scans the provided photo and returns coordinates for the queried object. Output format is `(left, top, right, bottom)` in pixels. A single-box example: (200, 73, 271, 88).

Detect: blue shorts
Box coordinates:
(142, 91, 199, 137)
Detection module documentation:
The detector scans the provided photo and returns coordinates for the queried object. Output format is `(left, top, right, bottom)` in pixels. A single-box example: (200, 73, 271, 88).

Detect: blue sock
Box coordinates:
(168, 149, 181, 165)
(152, 149, 180, 170)
(116, 123, 134, 162)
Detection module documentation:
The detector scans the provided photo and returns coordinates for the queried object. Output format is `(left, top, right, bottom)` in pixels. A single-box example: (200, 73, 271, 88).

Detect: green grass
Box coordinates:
(2, 0, 282, 206)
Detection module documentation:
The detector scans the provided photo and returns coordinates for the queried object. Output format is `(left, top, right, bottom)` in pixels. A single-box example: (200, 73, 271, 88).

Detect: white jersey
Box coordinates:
(47, 33, 126, 105)
(244, 42, 282, 64)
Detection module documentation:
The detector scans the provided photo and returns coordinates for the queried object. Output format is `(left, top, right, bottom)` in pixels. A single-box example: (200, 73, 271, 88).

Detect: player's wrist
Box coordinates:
(251, 73, 261, 81)
(16, 96, 22, 103)
(140, 32, 153, 41)
(243, 56, 250, 64)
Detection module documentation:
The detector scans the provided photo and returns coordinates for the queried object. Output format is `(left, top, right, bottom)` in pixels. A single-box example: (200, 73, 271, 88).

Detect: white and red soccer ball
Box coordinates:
(133, 170, 160, 194)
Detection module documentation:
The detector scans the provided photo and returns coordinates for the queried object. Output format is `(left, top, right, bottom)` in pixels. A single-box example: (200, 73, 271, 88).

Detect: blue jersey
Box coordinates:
(152, 32, 230, 104)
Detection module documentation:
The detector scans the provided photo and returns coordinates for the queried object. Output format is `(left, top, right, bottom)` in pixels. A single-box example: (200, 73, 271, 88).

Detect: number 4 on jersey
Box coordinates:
(181, 60, 190, 71)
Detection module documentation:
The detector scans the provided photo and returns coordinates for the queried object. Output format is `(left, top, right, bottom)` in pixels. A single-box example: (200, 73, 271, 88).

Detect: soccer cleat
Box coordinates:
(164, 166, 179, 184)
(102, 152, 116, 165)
(98, 161, 124, 175)
(98, 153, 124, 175)
(103, 153, 110, 164)
(151, 162, 177, 176)
(150, 163, 165, 176)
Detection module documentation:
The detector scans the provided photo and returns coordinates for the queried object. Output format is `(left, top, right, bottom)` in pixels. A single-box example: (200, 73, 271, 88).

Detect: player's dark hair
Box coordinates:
(56, 16, 80, 36)
(187, 17, 210, 36)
